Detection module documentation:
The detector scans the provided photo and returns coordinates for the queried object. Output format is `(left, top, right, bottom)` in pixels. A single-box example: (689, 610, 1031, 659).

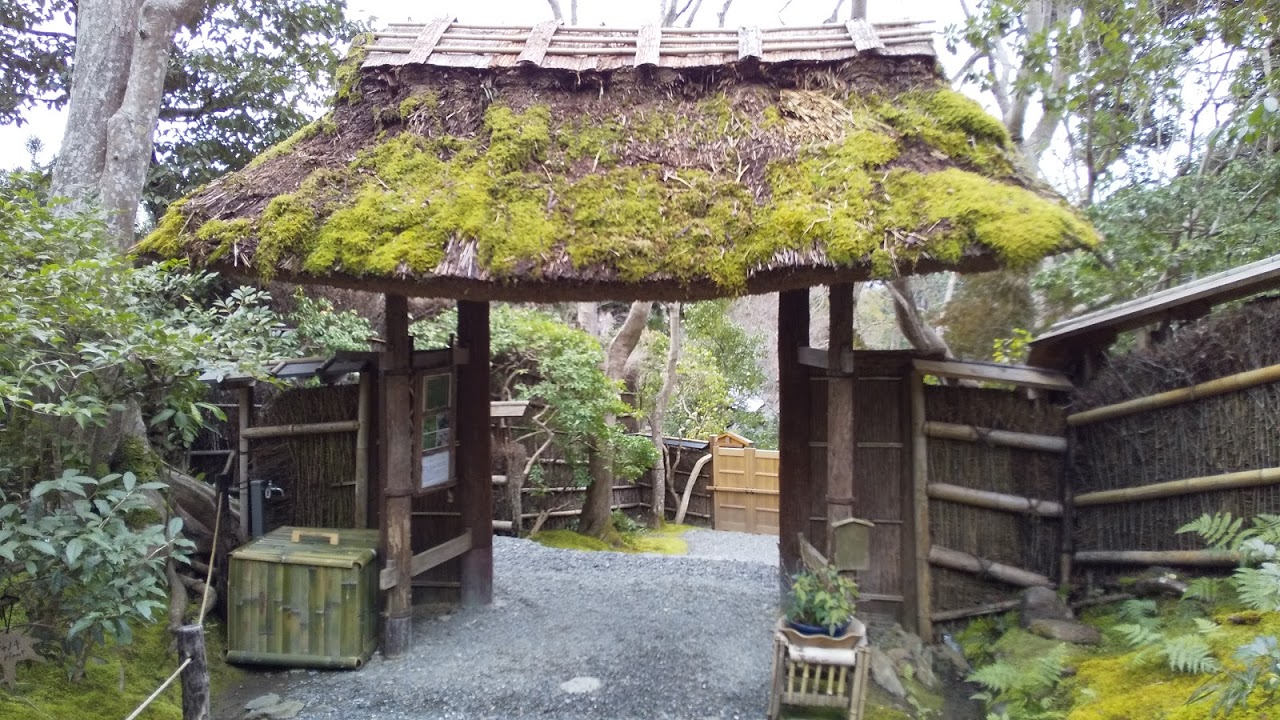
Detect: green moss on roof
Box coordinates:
(334, 33, 374, 105)
(141, 86, 1096, 290)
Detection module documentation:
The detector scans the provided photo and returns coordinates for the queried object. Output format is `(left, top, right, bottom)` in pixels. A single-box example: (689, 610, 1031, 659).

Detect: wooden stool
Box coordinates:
(767, 618, 870, 720)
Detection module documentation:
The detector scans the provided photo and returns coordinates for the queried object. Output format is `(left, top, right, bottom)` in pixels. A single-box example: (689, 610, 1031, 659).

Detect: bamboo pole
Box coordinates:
(1068, 362, 1280, 426)
(909, 372, 932, 640)
(930, 599, 1020, 623)
(236, 387, 252, 542)
(1074, 467, 1280, 507)
(926, 483, 1063, 517)
(923, 421, 1067, 453)
(1059, 431, 1076, 587)
(354, 373, 371, 529)
(1074, 550, 1240, 567)
(927, 545, 1052, 587)
(241, 420, 360, 439)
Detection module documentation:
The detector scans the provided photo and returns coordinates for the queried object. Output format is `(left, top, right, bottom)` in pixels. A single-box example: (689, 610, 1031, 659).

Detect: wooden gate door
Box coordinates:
(712, 446, 780, 535)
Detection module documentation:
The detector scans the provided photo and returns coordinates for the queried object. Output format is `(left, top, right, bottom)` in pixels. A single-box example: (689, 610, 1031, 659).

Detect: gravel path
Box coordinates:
(684, 529, 778, 566)
(247, 533, 780, 720)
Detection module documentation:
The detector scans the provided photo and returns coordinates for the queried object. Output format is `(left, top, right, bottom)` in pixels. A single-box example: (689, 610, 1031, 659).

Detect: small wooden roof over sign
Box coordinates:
(1029, 254, 1280, 369)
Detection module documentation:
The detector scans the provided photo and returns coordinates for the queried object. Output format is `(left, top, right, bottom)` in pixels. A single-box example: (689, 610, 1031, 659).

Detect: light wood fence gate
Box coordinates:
(712, 445, 780, 535)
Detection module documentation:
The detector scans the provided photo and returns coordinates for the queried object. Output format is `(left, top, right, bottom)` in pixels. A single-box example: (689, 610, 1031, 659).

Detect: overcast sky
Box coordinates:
(0, 0, 967, 170)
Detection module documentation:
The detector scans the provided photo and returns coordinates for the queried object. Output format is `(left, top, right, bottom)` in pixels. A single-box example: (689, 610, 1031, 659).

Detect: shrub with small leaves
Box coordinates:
(786, 566, 859, 633)
(0, 470, 192, 680)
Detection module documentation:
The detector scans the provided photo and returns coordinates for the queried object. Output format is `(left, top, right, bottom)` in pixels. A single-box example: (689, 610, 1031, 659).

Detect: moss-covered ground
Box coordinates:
(0, 620, 241, 720)
(957, 599, 1280, 720)
(530, 523, 694, 556)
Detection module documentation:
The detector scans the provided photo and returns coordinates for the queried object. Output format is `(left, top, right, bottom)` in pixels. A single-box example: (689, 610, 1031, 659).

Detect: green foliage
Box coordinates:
(785, 566, 859, 634)
(0, 184, 297, 485)
(286, 288, 375, 354)
(992, 328, 1033, 365)
(1193, 635, 1280, 717)
(0, 471, 192, 679)
(1111, 597, 1222, 675)
(414, 305, 657, 486)
(969, 643, 1070, 720)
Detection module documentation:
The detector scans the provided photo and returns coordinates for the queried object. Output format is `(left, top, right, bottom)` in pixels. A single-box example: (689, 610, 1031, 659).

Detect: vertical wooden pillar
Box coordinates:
(825, 284, 856, 550)
(354, 372, 372, 529)
(909, 372, 932, 640)
(380, 294, 414, 658)
(175, 624, 209, 720)
(236, 385, 253, 541)
(457, 300, 493, 606)
(778, 290, 812, 580)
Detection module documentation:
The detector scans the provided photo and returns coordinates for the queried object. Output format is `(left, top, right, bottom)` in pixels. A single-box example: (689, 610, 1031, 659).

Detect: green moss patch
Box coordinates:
(529, 525, 691, 555)
(0, 620, 239, 720)
(141, 85, 1096, 290)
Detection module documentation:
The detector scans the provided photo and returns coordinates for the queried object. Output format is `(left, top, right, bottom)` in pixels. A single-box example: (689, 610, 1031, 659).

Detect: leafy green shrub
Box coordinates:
(1111, 598, 1222, 675)
(0, 470, 192, 680)
(786, 566, 859, 633)
(287, 288, 375, 354)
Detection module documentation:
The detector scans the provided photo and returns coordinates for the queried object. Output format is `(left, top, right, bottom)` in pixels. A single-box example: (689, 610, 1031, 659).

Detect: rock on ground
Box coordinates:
(254, 534, 779, 720)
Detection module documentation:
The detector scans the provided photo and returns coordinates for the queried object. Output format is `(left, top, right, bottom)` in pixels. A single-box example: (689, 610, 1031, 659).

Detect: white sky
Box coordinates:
(0, 0, 967, 170)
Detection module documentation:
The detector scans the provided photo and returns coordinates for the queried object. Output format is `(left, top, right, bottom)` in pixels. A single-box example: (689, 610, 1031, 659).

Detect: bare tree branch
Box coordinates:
(887, 278, 952, 357)
(544, 0, 564, 21)
(682, 0, 706, 28)
(824, 0, 846, 24)
(716, 0, 734, 27)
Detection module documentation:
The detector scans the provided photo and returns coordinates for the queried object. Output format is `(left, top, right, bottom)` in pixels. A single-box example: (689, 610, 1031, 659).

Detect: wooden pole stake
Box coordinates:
(355, 372, 372, 528)
(458, 300, 494, 607)
(825, 284, 856, 551)
(380, 294, 414, 658)
(236, 386, 252, 542)
(175, 625, 209, 720)
(777, 290, 812, 581)
(909, 372, 932, 640)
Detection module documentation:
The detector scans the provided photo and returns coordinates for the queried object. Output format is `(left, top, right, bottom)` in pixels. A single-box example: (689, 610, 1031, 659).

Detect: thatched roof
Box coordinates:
(140, 18, 1098, 302)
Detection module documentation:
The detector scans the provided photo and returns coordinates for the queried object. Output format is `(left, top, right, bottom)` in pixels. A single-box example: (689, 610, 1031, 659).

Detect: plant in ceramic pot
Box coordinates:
(786, 566, 859, 636)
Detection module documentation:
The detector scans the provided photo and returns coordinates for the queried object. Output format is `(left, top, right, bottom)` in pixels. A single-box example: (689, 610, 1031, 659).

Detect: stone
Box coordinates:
(559, 676, 602, 694)
(1019, 586, 1073, 628)
(244, 698, 305, 720)
(1028, 619, 1102, 646)
(869, 647, 906, 699)
(934, 641, 970, 675)
(244, 694, 281, 712)
(911, 647, 940, 690)
(1133, 567, 1188, 598)
(886, 647, 911, 665)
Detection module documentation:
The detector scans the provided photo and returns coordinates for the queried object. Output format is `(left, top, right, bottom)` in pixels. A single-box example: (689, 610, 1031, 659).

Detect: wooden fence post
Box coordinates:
(175, 625, 209, 720)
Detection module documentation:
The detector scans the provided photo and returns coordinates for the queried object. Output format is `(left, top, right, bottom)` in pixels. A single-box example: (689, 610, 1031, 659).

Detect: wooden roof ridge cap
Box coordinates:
(1031, 253, 1280, 345)
(365, 17, 935, 65)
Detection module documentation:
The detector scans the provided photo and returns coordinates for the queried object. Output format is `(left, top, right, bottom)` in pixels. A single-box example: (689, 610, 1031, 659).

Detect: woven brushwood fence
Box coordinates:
(255, 385, 361, 530)
(1069, 301, 1280, 570)
(925, 385, 1065, 615)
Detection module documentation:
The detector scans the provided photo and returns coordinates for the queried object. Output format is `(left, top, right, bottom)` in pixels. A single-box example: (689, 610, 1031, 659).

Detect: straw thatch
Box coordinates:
(140, 20, 1097, 302)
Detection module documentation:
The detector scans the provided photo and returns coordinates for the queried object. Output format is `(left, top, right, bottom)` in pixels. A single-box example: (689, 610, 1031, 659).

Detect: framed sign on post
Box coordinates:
(419, 372, 455, 493)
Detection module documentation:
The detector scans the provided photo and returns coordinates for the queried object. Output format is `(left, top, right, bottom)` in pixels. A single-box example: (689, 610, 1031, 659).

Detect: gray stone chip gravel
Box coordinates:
(282, 533, 780, 720)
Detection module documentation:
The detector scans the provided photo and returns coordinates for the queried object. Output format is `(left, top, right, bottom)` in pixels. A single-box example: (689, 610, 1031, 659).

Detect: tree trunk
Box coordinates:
(580, 301, 652, 539)
(50, 0, 141, 207)
(649, 303, 681, 525)
(887, 277, 952, 356)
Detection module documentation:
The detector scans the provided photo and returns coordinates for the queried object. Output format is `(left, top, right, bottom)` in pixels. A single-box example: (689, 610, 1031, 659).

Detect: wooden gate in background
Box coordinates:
(711, 445, 780, 535)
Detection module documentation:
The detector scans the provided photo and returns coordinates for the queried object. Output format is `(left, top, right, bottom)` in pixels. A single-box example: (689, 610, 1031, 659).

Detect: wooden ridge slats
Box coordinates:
(738, 27, 763, 59)
(362, 21, 934, 69)
(406, 16, 455, 64)
(844, 19, 883, 52)
(635, 25, 662, 66)
(517, 20, 560, 65)
(912, 358, 1074, 392)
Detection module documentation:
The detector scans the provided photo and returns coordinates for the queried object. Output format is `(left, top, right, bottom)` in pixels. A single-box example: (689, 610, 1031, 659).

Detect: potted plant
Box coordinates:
(786, 566, 859, 636)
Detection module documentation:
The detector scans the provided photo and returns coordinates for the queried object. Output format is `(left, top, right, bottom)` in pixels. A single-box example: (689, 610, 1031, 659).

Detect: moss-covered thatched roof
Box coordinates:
(141, 20, 1098, 302)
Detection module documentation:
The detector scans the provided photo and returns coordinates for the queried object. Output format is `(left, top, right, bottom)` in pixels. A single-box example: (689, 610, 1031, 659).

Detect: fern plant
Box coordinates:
(1112, 598, 1221, 675)
(969, 644, 1070, 720)
(1178, 512, 1280, 716)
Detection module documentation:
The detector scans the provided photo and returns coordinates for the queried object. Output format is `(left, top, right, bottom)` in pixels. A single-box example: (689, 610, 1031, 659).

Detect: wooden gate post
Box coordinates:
(826, 284, 857, 549)
(457, 300, 493, 606)
(778, 290, 813, 579)
(380, 294, 414, 658)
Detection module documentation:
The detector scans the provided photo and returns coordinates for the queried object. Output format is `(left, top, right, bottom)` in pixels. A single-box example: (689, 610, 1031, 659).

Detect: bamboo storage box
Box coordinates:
(227, 527, 380, 668)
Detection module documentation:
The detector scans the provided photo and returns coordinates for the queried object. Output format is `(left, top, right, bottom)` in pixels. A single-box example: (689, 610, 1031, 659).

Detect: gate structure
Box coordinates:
(712, 443, 780, 535)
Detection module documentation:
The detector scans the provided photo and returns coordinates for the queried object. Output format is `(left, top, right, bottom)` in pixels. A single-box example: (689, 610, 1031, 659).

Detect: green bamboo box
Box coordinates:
(226, 527, 380, 669)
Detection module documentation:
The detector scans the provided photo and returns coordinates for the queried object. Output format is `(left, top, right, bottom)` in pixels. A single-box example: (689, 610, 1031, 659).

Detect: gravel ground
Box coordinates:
(232, 532, 780, 720)
(684, 529, 778, 566)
